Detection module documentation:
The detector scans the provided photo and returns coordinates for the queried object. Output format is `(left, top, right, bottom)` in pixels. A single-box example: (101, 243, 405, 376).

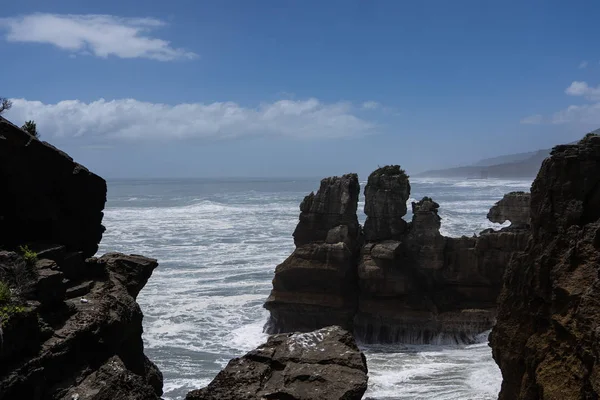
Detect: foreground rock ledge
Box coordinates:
(0, 252, 162, 399)
(490, 134, 600, 399)
(186, 326, 368, 400)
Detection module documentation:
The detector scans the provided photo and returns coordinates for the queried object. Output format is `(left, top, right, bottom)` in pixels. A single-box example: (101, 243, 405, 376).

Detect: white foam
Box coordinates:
(98, 178, 530, 399)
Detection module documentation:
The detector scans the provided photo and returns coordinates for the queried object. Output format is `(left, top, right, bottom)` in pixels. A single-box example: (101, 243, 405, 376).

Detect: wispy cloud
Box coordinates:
(0, 13, 197, 61)
(550, 81, 600, 124)
(565, 81, 600, 101)
(520, 114, 543, 125)
(579, 60, 589, 69)
(5, 98, 377, 141)
(552, 103, 600, 125)
(361, 101, 380, 110)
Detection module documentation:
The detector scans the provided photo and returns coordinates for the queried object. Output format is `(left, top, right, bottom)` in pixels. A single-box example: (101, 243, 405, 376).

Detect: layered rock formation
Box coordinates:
(0, 116, 162, 399)
(490, 134, 600, 399)
(264, 174, 362, 333)
(355, 170, 530, 343)
(487, 191, 531, 229)
(186, 326, 368, 400)
(265, 166, 530, 343)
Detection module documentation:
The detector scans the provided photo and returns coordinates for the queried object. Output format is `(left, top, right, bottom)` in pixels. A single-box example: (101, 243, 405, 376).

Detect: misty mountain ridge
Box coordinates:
(416, 128, 600, 179)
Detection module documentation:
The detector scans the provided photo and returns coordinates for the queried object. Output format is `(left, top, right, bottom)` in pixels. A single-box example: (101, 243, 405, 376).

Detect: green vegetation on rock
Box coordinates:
(19, 245, 38, 266)
(582, 131, 600, 142)
(369, 165, 409, 180)
(0, 281, 11, 304)
(0, 247, 39, 300)
(21, 120, 39, 138)
(0, 304, 27, 327)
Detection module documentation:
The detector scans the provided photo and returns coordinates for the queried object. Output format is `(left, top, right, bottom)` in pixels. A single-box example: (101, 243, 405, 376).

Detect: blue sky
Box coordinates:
(1, 0, 599, 178)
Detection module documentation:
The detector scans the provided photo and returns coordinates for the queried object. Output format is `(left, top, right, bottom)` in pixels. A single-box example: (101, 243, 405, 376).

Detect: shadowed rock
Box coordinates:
(0, 116, 106, 258)
(490, 134, 600, 399)
(186, 326, 368, 400)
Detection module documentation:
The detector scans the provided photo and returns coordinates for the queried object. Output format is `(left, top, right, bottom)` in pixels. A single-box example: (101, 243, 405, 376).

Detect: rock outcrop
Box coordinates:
(0, 116, 162, 399)
(487, 191, 531, 229)
(265, 166, 530, 344)
(490, 134, 600, 399)
(264, 174, 362, 333)
(186, 326, 368, 400)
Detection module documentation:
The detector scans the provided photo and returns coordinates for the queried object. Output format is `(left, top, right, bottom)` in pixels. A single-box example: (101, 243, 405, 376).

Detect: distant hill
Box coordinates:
(471, 149, 546, 167)
(416, 148, 551, 179)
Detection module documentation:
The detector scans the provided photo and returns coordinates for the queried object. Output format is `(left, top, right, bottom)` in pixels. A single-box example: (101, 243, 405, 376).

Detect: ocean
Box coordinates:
(97, 176, 532, 400)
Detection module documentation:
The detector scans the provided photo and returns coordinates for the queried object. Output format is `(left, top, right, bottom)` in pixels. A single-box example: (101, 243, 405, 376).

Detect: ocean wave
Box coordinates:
(98, 179, 521, 400)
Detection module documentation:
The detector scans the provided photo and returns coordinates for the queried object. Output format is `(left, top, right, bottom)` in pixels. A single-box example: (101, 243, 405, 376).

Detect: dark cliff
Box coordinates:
(0, 117, 106, 258)
(490, 134, 600, 399)
(0, 116, 162, 399)
(265, 166, 530, 343)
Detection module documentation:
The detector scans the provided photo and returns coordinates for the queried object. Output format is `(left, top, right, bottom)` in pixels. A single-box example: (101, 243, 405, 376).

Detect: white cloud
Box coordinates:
(520, 114, 543, 125)
(579, 60, 589, 69)
(552, 103, 600, 125)
(5, 98, 377, 141)
(565, 81, 600, 100)
(361, 101, 380, 110)
(0, 13, 197, 61)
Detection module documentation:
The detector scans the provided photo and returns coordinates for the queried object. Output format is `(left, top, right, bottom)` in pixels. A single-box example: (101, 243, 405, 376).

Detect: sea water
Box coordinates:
(97, 177, 532, 400)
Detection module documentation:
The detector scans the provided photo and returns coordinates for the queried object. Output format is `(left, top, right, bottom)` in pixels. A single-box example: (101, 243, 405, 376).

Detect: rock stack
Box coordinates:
(264, 174, 362, 333)
(265, 165, 531, 344)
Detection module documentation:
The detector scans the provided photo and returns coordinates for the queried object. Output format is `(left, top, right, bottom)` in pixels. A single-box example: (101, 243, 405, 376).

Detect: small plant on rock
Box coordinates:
(0, 282, 11, 304)
(0, 247, 38, 300)
(19, 245, 38, 266)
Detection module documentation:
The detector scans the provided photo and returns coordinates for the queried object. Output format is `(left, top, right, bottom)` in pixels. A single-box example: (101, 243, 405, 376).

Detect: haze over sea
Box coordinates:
(98, 176, 532, 400)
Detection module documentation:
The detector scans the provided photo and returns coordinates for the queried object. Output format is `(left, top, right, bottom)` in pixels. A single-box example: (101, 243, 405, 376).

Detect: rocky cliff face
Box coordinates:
(264, 174, 362, 334)
(265, 166, 530, 343)
(0, 116, 162, 399)
(490, 135, 600, 399)
(186, 326, 368, 400)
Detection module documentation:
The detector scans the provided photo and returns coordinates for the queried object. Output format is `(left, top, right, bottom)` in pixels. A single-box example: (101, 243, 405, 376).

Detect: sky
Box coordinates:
(1, 0, 599, 178)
